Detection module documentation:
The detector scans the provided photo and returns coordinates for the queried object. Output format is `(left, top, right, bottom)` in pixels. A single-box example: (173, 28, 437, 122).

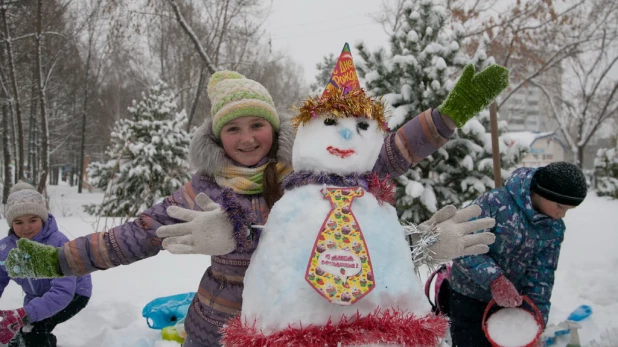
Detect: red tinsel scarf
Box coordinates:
(221, 307, 448, 347)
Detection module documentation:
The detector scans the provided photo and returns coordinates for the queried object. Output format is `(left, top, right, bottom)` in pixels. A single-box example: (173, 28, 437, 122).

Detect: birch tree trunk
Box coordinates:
(78, 28, 93, 194)
(35, 0, 49, 193)
(1, 0, 25, 180)
(28, 65, 37, 182)
(187, 65, 206, 131)
(0, 45, 13, 198)
(1, 103, 11, 203)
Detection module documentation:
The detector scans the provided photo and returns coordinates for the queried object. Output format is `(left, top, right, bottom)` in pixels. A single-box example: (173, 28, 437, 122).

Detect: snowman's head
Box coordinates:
(292, 88, 389, 175)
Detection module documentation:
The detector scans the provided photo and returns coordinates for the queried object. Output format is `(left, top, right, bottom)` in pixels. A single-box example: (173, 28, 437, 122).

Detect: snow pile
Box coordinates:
(585, 326, 618, 347)
(0, 182, 617, 346)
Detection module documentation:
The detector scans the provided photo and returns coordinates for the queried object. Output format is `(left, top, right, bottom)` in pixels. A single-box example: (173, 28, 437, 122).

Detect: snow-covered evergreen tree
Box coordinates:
(310, 53, 337, 96)
(357, 0, 468, 128)
(85, 81, 191, 217)
(356, 0, 526, 223)
(594, 145, 618, 199)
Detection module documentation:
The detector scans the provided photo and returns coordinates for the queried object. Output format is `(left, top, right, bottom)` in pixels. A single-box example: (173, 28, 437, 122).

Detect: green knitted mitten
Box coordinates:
(438, 64, 510, 128)
(5, 238, 62, 278)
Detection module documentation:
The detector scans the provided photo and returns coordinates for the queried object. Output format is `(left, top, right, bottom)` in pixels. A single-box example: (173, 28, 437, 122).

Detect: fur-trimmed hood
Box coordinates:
(189, 116, 295, 176)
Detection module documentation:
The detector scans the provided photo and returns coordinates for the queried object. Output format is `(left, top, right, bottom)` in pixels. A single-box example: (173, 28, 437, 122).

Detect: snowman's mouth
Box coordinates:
(327, 146, 355, 158)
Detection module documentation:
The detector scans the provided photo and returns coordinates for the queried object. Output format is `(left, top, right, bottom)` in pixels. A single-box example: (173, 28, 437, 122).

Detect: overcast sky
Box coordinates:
(264, 0, 390, 84)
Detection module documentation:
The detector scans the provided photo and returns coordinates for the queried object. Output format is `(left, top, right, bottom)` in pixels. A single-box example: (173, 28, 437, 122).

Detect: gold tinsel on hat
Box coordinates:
(292, 87, 390, 132)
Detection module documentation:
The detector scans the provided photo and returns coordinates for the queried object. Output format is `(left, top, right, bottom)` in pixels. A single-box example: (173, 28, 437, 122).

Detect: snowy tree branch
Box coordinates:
(498, 45, 577, 109)
(165, 0, 219, 74)
(462, 1, 584, 39)
(528, 79, 578, 153)
(0, 31, 67, 44)
(582, 41, 618, 118)
(582, 82, 618, 147)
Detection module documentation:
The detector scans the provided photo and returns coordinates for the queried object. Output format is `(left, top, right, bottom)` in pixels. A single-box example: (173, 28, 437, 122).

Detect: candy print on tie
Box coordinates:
(305, 187, 375, 305)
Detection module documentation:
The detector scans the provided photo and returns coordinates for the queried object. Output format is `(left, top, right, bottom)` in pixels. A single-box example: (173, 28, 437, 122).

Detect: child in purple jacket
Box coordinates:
(0, 182, 92, 347)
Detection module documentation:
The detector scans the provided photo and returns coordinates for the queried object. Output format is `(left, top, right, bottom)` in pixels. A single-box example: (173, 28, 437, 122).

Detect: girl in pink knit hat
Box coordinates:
(0, 182, 92, 346)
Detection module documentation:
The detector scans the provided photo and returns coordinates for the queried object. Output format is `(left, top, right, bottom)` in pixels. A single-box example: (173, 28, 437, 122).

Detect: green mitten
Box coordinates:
(438, 64, 510, 128)
(5, 238, 62, 278)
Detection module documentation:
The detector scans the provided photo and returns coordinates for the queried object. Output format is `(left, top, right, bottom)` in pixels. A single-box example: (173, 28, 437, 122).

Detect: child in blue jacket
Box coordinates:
(0, 182, 92, 347)
(449, 162, 587, 347)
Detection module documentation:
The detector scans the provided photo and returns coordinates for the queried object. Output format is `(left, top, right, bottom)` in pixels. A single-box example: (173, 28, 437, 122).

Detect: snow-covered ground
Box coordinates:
(1, 182, 617, 346)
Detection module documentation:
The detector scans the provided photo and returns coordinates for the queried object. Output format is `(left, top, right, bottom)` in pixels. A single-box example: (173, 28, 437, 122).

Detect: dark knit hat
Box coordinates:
(531, 161, 587, 206)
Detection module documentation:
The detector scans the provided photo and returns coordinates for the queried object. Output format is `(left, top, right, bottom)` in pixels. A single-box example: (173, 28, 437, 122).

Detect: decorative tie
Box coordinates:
(305, 187, 375, 305)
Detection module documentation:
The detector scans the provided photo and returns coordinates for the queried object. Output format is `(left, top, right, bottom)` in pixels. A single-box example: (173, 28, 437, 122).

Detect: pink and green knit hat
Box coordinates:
(208, 71, 279, 138)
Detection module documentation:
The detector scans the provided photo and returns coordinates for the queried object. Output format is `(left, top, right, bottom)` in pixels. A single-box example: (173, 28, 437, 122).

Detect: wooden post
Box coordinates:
(489, 102, 502, 188)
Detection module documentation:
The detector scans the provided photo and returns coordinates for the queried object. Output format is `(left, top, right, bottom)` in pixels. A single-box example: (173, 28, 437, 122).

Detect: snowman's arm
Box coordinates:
(58, 174, 202, 277)
(372, 108, 454, 178)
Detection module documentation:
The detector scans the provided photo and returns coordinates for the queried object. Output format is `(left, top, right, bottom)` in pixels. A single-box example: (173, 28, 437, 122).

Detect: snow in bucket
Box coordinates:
(483, 296, 544, 347)
(486, 307, 541, 347)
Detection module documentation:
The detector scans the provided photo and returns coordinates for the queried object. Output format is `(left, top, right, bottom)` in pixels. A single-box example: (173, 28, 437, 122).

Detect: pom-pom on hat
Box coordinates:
(293, 43, 389, 132)
(5, 181, 48, 226)
(208, 71, 279, 138)
(531, 161, 587, 206)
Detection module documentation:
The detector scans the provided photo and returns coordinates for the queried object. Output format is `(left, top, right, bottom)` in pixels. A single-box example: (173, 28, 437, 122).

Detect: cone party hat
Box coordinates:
(294, 43, 389, 132)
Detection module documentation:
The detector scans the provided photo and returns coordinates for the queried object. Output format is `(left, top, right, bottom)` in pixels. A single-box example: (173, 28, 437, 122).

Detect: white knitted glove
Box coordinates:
(156, 193, 236, 255)
(420, 205, 496, 261)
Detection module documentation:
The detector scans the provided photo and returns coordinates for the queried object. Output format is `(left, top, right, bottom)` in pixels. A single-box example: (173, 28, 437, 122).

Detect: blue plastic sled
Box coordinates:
(544, 305, 592, 346)
(567, 305, 592, 322)
(142, 292, 196, 329)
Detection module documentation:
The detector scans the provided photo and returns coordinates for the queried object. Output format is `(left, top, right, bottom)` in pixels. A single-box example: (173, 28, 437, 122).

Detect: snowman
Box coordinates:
(221, 43, 502, 347)
(225, 114, 445, 346)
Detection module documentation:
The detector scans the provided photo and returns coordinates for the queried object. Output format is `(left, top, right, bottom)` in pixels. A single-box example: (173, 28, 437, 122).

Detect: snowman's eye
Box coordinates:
(357, 122, 369, 131)
(324, 118, 337, 126)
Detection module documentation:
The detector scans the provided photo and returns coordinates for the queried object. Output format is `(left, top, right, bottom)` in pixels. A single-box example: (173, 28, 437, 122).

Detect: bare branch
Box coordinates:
(498, 45, 578, 109)
(127, 9, 176, 21)
(528, 79, 578, 152)
(165, 0, 218, 74)
(372, 0, 407, 35)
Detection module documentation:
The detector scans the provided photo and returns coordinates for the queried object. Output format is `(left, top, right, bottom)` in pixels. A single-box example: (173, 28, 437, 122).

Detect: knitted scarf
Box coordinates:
(282, 170, 396, 205)
(216, 162, 292, 195)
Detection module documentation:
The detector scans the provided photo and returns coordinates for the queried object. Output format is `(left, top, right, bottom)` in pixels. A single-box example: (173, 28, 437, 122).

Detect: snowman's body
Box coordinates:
(242, 183, 431, 334)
